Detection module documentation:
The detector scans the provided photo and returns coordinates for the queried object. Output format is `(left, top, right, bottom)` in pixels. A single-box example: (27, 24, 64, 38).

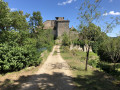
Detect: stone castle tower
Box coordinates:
(43, 17, 70, 38)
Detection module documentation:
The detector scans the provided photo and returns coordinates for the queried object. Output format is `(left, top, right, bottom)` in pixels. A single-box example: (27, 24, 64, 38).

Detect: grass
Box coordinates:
(41, 50, 50, 62)
(53, 50, 57, 55)
(60, 46, 120, 90)
(98, 61, 120, 81)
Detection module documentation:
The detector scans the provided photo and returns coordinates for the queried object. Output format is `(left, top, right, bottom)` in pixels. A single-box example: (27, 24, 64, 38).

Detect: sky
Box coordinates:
(4, 0, 120, 37)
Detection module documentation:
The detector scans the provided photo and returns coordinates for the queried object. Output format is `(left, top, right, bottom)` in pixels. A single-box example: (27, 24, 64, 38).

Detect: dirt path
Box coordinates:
(20, 45, 74, 90)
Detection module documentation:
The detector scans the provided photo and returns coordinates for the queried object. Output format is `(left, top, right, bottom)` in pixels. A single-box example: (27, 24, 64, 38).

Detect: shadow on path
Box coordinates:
(0, 72, 75, 90)
(1, 70, 120, 90)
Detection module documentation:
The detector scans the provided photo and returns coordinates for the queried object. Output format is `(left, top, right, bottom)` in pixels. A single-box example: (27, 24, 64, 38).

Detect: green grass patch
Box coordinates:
(53, 50, 57, 55)
(60, 46, 120, 90)
(41, 50, 51, 61)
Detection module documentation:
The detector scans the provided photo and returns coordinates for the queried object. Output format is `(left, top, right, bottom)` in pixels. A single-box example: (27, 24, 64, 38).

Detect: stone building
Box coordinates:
(43, 17, 70, 38)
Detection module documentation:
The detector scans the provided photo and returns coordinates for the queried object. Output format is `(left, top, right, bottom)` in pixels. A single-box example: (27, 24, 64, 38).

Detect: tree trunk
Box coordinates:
(85, 45, 90, 71)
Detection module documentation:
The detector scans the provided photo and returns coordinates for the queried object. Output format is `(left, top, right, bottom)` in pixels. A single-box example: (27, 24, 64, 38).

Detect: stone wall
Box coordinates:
(43, 20, 55, 29)
(70, 44, 92, 52)
(83, 44, 92, 52)
(56, 21, 69, 37)
(69, 31, 79, 40)
(43, 17, 70, 38)
(70, 44, 83, 51)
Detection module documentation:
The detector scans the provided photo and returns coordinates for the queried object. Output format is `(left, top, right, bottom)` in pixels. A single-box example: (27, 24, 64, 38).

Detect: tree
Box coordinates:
(98, 38, 120, 71)
(78, 0, 102, 70)
(35, 28, 54, 50)
(29, 11, 43, 32)
(10, 11, 29, 31)
(0, 0, 11, 31)
(79, 23, 101, 70)
(62, 33, 70, 46)
(0, 0, 54, 73)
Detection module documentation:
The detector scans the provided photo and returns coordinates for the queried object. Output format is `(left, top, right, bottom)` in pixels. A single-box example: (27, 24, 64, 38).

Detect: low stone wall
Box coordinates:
(70, 45, 83, 51)
(83, 44, 92, 52)
(70, 44, 92, 52)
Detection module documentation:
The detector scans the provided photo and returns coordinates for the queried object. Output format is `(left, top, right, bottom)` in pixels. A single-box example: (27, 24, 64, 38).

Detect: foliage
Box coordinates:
(88, 59, 99, 68)
(78, 0, 102, 29)
(0, 42, 41, 72)
(62, 33, 70, 46)
(70, 28, 77, 31)
(60, 46, 120, 90)
(97, 62, 119, 75)
(92, 32, 109, 54)
(29, 11, 43, 31)
(98, 37, 120, 70)
(32, 29, 54, 51)
(78, 0, 120, 71)
(0, 0, 54, 73)
(10, 11, 29, 31)
(92, 42, 99, 53)
(80, 23, 101, 42)
(79, 23, 102, 70)
(72, 39, 85, 48)
(71, 49, 78, 56)
(0, 0, 11, 31)
(60, 46, 69, 53)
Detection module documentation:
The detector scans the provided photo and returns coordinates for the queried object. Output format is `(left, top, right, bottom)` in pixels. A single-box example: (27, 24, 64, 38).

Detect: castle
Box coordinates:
(43, 17, 70, 38)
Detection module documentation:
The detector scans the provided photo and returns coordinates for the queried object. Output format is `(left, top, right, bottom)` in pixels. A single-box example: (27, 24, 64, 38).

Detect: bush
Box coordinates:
(61, 46, 69, 53)
(97, 62, 118, 75)
(0, 43, 42, 73)
(62, 33, 70, 46)
(116, 64, 120, 70)
(47, 44, 54, 52)
(0, 0, 55, 74)
(92, 42, 99, 53)
(80, 56, 86, 62)
(88, 59, 99, 67)
(98, 38, 120, 63)
(71, 49, 78, 56)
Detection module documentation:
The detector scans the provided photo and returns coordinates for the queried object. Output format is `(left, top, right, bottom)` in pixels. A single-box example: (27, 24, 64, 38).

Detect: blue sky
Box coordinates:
(4, 0, 120, 37)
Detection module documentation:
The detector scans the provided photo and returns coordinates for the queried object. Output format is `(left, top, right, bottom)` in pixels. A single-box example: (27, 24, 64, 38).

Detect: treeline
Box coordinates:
(0, 0, 54, 73)
(62, 23, 120, 73)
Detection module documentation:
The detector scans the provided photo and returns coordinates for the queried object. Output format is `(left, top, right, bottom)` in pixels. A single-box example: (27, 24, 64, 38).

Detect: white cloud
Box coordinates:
(10, 8, 17, 11)
(103, 13, 108, 16)
(103, 11, 120, 16)
(109, 0, 113, 2)
(58, 0, 77, 5)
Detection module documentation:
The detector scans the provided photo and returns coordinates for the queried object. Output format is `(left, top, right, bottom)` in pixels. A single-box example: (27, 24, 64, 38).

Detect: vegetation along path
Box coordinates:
(20, 45, 75, 90)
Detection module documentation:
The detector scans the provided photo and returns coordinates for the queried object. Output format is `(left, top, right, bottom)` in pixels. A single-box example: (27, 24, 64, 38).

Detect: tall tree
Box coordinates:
(98, 37, 120, 71)
(78, 0, 102, 71)
(0, 0, 11, 31)
(10, 11, 29, 31)
(79, 23, 101, 70)
(29, 11, 43, 32)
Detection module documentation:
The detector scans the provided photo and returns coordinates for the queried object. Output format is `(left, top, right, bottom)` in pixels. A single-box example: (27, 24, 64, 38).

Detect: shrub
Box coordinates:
(88, 59, 99, 67)
(61, 46, 69, 53)
(0, 42, 42, 73)
(71, 49, 78, 56)
(80, 56, 86, 62)
(97, 62, 118, 75)
(116, 64, 120, 70)
(62, 33, 70, 46)
(92, 42, 99, 53)
(98, 38, 120, 63)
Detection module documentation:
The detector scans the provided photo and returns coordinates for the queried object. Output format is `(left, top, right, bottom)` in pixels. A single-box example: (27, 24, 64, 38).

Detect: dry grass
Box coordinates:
(60, 46, 120, 90)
